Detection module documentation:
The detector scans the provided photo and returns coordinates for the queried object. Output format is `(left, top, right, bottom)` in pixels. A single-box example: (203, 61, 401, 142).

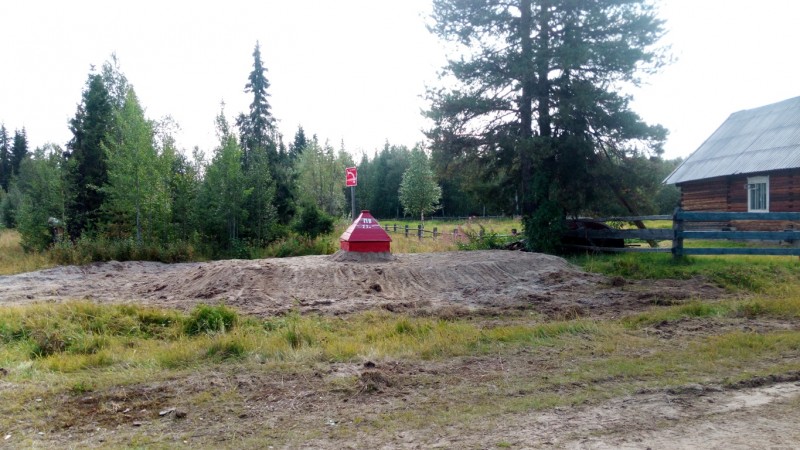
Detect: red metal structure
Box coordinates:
(339, 210, 392, 252)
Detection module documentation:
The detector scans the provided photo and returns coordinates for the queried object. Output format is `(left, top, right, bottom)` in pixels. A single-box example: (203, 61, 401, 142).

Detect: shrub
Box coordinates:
(456, 225, 508, 250)
(523, 200, 564, 254)
(293, 202, 335, 241)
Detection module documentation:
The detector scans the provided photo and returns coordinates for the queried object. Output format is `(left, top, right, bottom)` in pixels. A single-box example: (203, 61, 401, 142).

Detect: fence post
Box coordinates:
(417, 224, 423, 240)
(393, 224, 397, 232)
(511, 228, 517, 236)
(453, 228, 458, 239)
(405, 225, 409, 237)
(672, 207, 684, 259)
(479, 229, 484, 239)
(384, 224, 388, 232)
(433, 227, 438, 238)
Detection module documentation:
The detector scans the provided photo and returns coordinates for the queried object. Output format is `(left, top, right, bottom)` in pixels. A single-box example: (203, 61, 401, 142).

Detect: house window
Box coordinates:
(747, 176, 769, 212)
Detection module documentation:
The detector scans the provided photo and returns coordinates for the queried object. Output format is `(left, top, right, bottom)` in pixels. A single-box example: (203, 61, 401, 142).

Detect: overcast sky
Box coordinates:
(2, 0, 799, 160)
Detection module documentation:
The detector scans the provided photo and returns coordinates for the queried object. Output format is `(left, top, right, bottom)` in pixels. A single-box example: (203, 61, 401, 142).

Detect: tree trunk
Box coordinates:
(135, 176, 142, 245)
(535, 0, 552, 138)
(519, 0, 535, 214)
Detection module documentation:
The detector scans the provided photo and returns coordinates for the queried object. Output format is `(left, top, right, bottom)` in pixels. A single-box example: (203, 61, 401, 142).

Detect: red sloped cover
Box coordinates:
(339, 211, 392, 252)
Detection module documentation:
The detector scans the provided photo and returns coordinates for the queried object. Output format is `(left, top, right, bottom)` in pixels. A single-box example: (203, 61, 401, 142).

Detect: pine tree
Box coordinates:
(426, 0, 667, 238)
(65, 73, 114, 238)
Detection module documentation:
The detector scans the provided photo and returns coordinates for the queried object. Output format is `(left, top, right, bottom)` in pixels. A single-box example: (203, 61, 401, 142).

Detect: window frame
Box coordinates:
(747, 175, 769, 212)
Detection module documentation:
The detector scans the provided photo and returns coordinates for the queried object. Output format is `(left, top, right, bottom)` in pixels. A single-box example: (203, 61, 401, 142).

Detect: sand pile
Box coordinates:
(0, 250, 727, 318)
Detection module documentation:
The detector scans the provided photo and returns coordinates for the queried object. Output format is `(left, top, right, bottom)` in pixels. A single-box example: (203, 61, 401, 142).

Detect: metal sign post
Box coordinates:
(351, 186, 356, 220)
(345, 167, 358, 220)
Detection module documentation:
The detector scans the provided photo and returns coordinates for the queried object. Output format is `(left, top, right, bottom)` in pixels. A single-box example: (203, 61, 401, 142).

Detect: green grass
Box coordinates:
(571, 252, 800, 292)
(3, 295, 798, 381)
(377, 217, 521, 236)
(372, 217, 522, 253)
(0, 303, 596, 373)
(2, 293, 799, 447)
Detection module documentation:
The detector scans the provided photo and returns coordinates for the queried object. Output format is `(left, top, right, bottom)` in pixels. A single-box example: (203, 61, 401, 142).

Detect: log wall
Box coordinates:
(678, 168, 800, 231)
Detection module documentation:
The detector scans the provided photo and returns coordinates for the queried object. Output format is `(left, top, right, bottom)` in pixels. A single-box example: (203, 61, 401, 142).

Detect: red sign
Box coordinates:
(346, 167, 358, 187)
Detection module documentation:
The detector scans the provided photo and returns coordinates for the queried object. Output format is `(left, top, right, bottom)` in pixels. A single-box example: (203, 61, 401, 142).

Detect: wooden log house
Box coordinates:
(665, 97, 800, 231)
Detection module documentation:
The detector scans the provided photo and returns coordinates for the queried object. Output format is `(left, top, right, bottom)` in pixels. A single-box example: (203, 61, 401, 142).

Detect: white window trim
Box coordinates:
(747, 175, 769, 212)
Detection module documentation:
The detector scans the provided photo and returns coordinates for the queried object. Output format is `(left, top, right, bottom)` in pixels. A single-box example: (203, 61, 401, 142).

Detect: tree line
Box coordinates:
(0, 45, 449, 258)
(2, 0, 683, 258)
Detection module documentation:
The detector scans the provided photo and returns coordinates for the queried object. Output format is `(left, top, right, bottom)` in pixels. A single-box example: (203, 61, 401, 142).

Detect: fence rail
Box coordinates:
(379, 210, 800, 258)
(380, 223, 519, 241)
(562, 209, 800, 258)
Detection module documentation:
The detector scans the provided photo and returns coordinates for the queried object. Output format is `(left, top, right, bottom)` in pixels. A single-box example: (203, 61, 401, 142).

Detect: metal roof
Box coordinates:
(664, 96, 800, 185)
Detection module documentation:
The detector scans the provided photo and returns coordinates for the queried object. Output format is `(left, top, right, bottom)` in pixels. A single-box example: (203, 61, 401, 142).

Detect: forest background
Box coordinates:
(0, 1, 682, 261)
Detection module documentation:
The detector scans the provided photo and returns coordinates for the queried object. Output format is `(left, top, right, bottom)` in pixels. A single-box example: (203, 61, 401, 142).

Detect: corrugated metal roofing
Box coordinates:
(664, 96, 800, 185)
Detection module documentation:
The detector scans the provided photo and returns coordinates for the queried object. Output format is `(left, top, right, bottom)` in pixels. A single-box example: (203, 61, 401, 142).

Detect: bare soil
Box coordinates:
(2, 250, 798, 449)
(0, 250, 730, 319)
(5, 356, 799, 449)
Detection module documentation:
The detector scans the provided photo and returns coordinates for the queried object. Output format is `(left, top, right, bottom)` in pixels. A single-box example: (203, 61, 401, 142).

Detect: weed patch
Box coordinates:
(184, 304, 238, 335)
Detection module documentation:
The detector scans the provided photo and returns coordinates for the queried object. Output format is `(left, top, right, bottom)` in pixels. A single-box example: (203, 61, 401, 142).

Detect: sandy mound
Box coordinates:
(328, 250, 396, 263)
(0, 250, 729, 317)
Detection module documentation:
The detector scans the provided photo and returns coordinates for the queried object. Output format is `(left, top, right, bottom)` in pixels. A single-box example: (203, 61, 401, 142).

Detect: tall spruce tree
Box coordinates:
(237, 41, 295, 226)
(11, 128, 28, 177)
(0, 124, 10, 192)
(65, 73, 114, 238)
(237, 41, 276, 167)
(426, 0, 667, 249)
(289, 125, 307, 160)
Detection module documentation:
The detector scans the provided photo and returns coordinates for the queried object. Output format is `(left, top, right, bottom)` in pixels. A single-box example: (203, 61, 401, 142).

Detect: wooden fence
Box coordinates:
(381, 223, 519, 241)
(561, 209, 800, 258)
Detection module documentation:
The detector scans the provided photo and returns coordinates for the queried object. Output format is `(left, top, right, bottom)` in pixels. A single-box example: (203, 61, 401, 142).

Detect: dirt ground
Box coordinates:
(2, 250, 799, 449)
(0, 250, 730, 320)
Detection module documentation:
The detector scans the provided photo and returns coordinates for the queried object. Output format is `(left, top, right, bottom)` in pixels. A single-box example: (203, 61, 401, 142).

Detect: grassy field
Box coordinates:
(2, 289, 799, 446)
(2, 231, 800, 446)
(0, 229, 55, 276)
(375, 217, 521, 235)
